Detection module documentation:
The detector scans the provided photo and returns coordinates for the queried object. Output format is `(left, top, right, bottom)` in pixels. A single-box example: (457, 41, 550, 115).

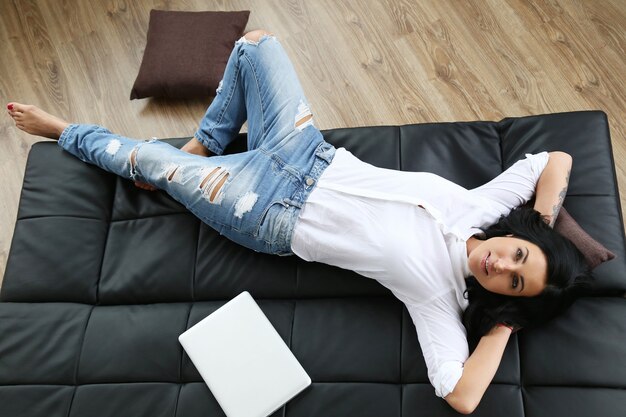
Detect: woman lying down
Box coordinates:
(6, 29, 592, 415)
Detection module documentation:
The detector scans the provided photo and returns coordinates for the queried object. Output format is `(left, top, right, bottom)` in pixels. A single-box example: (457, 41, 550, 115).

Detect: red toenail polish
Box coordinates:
(7, 104, 14, 110)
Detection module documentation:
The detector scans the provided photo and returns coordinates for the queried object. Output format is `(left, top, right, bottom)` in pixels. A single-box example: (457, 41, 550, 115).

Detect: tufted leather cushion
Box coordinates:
(2, 111, 625, 416)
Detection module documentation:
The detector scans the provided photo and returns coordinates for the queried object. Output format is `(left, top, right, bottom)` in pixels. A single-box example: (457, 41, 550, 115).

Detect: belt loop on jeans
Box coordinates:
(315, 141, 336, 163)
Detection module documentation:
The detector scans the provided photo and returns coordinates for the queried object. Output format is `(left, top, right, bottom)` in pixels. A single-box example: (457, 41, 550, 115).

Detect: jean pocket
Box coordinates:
(254, 199, 289, 242)
(270, 153, 301, 182)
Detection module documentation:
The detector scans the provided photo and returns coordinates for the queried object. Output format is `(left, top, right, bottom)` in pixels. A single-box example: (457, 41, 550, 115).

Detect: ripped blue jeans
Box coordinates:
(57, 34, 336, 255)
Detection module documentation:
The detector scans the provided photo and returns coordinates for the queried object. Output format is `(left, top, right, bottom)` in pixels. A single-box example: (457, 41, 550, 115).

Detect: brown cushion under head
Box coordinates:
(130, 9, 250, 100)
(554, 206, 616, 269)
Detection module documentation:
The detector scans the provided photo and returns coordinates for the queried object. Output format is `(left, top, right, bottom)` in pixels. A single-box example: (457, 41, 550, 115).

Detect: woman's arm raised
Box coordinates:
(444, 325, 512, 414)
(533, 151, 573, 227)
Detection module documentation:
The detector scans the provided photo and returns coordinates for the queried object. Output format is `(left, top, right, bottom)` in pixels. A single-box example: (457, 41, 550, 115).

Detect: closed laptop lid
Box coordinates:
(179, 291, 311, 417)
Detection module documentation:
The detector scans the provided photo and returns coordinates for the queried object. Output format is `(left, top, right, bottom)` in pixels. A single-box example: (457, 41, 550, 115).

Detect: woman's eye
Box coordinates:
(512, 276, 518, 289)
(516, 248, 523, 260)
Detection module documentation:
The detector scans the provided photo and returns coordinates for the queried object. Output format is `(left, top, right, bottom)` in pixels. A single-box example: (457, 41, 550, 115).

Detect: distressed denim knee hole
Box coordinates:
(295, 100, 315, 131)
(129, 147, 139, 176)
(236, 32, 276, 46)
(165, 164, 183, 183)
(199, 166, 230, 203)
(296, 114, 313, 128)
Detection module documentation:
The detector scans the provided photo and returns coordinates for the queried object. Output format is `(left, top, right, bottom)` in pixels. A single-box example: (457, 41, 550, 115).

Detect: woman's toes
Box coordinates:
(8, 102, 25, 113)
(7, 103, 25, 120)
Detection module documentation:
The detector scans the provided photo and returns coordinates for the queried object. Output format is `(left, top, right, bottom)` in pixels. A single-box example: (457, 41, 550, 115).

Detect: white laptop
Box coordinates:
(179, 291, 311, 417)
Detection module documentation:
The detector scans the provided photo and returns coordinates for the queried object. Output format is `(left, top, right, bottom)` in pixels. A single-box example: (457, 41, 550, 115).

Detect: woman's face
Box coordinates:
(467, 236, 548, 297)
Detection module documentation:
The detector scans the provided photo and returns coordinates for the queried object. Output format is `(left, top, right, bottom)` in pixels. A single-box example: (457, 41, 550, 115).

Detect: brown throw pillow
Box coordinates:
(553, 206, 615, 269)
(130, 9, 250, 100)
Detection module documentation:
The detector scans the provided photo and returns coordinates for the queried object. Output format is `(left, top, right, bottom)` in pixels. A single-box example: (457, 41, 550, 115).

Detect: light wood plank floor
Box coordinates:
(1, 0, 625, 288)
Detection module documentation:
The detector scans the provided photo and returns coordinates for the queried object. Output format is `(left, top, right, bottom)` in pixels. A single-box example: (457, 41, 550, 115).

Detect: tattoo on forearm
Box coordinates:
(550, 169, 570, 227)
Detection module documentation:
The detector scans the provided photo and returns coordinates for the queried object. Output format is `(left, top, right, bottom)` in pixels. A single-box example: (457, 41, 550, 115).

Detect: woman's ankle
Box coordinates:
(182, 137, 211, 157)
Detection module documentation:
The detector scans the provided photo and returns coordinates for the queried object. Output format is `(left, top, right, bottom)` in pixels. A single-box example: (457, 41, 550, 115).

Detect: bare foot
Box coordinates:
(6, 102, 70, 140)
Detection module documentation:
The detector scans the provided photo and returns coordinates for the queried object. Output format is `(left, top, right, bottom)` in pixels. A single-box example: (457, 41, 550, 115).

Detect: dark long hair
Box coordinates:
(462, 207, 593, 348)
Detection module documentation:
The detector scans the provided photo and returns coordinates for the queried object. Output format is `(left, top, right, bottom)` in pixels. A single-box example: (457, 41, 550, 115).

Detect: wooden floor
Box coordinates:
(1, 0, 625, 287)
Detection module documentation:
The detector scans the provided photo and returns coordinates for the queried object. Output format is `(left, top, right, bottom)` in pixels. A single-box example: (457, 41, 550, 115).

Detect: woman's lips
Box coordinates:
(481, 252, 491, 275)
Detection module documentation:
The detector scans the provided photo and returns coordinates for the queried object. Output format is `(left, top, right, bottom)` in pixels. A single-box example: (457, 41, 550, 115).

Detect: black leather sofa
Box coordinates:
(2, 111, 625, 416)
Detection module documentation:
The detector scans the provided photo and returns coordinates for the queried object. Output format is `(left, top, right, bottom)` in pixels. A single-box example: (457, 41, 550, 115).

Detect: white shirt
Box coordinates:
(291, 148, 550, 398)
